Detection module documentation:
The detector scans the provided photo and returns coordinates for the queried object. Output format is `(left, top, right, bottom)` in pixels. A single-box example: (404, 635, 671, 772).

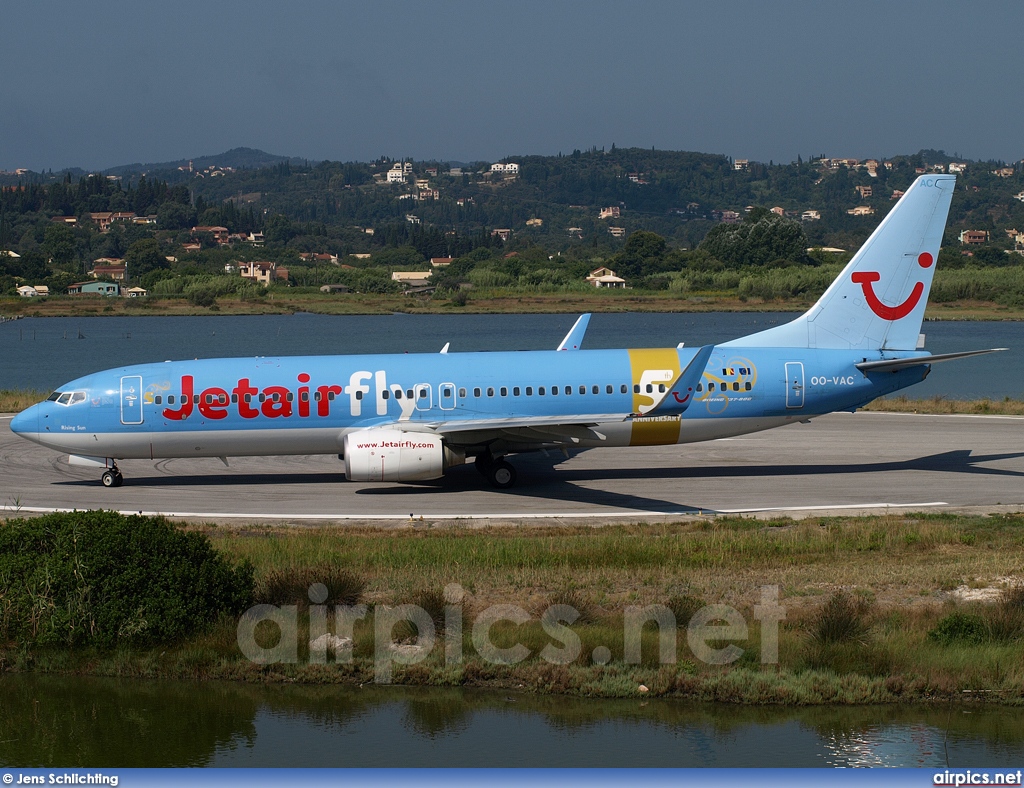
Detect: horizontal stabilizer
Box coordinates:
(856, 348, 1007, 373)
(645, 344, 715, 416)
(557, 314, 591, 351)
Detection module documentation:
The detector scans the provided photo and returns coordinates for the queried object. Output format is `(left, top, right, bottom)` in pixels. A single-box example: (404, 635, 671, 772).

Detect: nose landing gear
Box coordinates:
(101, 465, 124, 488)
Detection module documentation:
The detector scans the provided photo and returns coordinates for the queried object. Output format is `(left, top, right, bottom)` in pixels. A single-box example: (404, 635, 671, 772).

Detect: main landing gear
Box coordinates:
(100, 464, 124, 488)
(474, 452, 517, 489)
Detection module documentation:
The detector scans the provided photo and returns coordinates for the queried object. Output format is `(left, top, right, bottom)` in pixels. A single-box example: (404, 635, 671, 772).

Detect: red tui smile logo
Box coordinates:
(850, 252, 933, 320)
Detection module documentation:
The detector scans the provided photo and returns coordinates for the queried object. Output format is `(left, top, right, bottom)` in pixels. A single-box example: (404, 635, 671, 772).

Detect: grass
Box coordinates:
(0, 389, 47, 412)
(5, 512, 1022, 704)
(864, 395, 1024, 415)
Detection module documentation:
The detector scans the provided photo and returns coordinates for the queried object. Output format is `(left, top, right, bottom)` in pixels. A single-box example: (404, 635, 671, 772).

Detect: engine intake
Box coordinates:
(342, 429, 463, 482)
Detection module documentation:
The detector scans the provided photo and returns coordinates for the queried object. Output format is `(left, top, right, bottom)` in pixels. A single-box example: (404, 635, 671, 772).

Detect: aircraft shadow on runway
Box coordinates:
(52, 448, 1024, 515)
(355, 448, 1024, 513)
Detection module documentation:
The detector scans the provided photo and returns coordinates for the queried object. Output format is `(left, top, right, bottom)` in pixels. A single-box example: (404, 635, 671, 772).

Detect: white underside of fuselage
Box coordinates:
(24, 414, 805, 462)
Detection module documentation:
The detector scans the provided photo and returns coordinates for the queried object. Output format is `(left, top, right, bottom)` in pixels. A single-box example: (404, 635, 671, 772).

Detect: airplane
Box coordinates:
(10, 173, 1006, 489)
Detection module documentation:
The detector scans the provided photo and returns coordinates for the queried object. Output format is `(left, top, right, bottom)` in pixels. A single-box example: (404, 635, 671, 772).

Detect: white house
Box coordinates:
(586, 267, 626, 288)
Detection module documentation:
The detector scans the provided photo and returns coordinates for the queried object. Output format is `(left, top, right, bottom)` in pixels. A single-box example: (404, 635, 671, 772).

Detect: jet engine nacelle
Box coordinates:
(342, 429, 463, 482)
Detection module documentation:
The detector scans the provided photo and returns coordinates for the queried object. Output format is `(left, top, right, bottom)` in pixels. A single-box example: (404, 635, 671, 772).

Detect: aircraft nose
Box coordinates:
(10, 405, 38, 436)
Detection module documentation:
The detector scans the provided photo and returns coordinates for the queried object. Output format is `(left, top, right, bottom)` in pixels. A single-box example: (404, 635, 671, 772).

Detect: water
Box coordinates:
(0, 313, 1021, 399)
(1, 675, 1022, 767)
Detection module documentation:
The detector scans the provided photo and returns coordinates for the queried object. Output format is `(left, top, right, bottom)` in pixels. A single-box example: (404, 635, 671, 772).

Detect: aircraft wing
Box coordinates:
(387, 412, 629, 448)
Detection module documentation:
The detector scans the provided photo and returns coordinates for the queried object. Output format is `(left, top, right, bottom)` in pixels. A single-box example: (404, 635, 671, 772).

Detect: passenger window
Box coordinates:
(155, 395, 162, 405)
(551, 386, 558, 396)
(659, 384, 666, 393)
(459, 388, 467, 398)
(395, 390, 402, 399)
(745, 382, 752, 391)
(526, 387, 533, 396)
(513, 387, 521, 396)
(354, 391, 361, 400)
(205, 394, 213, 404)
(709, 383, 716, 391)
(300, 392, 309, 402)
(406, 389, 413, 399)
(606, 385, 612, 394)
(696, 384, 703, 392)
(620, 384, 628, 394)
(592, 385, 598, 395)
(382, 390, 390, 400)
(500, 387, 508, 397)
(733, 382, 739, 391)
(419, 389, 427, 399)
(564, 386, 571, 395)
(539, 387, 545, 395)
(443, 387, 452, 397)
(633, 384, 640, 394)
(193, 394, 199, 404)
(474, 388, 481, 397)
(645, 384, 653, 393)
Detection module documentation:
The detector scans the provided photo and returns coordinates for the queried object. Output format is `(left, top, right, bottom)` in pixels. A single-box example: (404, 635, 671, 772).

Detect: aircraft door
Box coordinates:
(439, 382, 456, 410)
(784, 362, 804, 409)
(120, 375, 144, 424)
(414, 383, 432, 411)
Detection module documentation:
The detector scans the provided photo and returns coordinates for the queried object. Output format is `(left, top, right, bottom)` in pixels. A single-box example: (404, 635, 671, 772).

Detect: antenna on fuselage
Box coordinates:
(440, 342, 450, 354)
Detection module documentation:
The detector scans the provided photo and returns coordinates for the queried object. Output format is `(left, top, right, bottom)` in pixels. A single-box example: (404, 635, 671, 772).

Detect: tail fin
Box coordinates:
(724, 174, 955, 350)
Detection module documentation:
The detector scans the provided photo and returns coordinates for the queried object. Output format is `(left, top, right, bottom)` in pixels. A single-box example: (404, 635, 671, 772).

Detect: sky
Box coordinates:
(2, 0, 1022, 172)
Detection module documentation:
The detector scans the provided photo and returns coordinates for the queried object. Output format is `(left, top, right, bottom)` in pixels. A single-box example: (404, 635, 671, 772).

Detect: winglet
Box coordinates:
(645, 345, 715, 416)
(557, 314, 591, 351)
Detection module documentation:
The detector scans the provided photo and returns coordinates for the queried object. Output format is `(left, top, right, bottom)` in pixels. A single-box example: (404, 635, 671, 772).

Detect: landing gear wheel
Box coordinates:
(101, 469, 123, 488)
(487, 459, 517, 489)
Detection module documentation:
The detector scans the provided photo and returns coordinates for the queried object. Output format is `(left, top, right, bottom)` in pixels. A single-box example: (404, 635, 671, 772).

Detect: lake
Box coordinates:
(1, 313, 1021, 399)
(1, 675, 1023, 768)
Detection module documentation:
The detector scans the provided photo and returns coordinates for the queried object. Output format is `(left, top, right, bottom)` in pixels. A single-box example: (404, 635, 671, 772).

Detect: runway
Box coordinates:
(1, 411, 1023, 523)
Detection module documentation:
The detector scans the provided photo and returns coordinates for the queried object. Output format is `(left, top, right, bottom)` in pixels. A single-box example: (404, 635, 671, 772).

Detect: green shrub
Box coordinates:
(808, 591, 870, 644)
(928, 612, 989, 645)
(0, 511, 253, 648)
(254, 565, 364, 608)
(667, 594, 705, 628)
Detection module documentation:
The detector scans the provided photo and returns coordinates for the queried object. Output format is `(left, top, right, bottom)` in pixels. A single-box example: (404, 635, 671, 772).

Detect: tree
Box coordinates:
(613, 230, 668, 278)
(699, 213, 809, 268)
(157, 202, 194, 231)
(42, 223, 77, 271)
(264, 214, 295, 245)
(124, 238, 168, 281)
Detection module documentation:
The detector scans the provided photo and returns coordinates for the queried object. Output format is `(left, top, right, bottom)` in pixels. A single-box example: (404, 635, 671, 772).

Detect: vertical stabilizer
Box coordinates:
(723, 174, 955, 350)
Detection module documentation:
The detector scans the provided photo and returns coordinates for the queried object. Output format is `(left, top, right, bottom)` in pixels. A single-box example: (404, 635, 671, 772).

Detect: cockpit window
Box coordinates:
(47, 391, 62, 402)
(54, 391, 87, 406)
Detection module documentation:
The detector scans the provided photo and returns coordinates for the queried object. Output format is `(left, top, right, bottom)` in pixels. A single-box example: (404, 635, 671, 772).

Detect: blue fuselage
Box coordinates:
(11, 345, 927, 461)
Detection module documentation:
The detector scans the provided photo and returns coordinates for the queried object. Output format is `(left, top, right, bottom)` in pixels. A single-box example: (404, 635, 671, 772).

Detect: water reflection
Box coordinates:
(2, 675, 1023, 767)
